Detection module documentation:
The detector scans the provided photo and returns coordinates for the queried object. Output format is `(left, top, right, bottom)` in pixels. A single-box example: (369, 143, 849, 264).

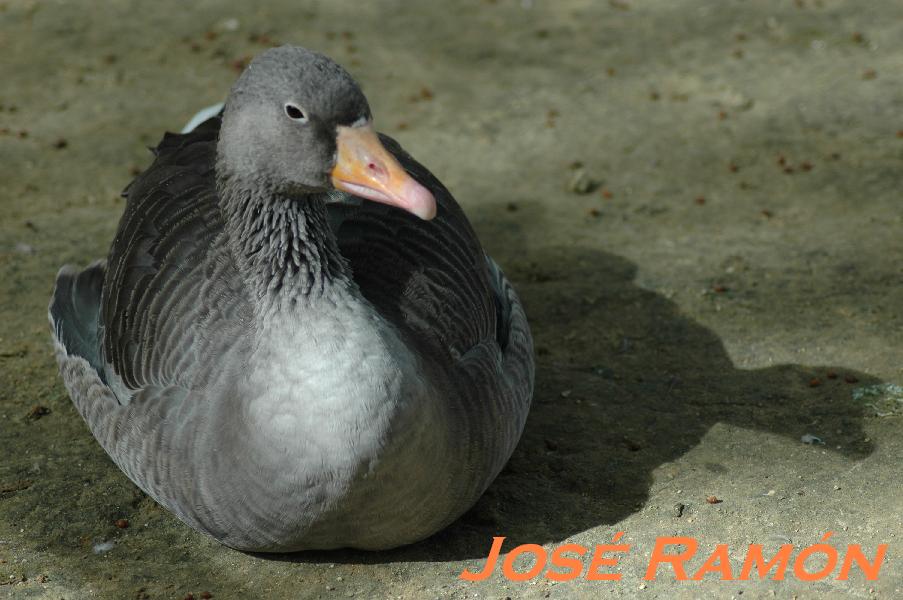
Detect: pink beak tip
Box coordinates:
(403, 179, 438, 221)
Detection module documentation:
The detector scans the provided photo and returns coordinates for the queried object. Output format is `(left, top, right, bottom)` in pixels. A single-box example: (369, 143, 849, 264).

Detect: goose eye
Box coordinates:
(284, 104, 307, 122)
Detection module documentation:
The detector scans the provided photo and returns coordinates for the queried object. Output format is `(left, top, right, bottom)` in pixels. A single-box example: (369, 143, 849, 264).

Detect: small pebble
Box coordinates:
(220, 18, 239, 32)
(115, 519, 129, 529)
(567, 169, 595, 195)
(92, 541, 115, 554)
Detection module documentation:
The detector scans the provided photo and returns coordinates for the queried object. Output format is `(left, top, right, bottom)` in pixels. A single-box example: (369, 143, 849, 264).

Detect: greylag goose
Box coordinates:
(49, 46, 533, 552)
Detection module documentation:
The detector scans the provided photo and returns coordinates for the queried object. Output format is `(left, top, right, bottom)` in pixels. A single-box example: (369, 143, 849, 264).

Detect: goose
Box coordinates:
(49, 46, 534, 552)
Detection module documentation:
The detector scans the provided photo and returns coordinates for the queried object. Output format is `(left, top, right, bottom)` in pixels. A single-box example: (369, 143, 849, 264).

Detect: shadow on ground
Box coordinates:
(262, 201, 879, 566)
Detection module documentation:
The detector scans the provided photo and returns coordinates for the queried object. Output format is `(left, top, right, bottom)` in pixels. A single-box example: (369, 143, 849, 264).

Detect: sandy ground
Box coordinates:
(1, 0, 902, 598)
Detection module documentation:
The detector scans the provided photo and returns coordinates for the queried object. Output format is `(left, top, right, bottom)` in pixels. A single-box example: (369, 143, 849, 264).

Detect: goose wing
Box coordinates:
(100, 118, 248, 397)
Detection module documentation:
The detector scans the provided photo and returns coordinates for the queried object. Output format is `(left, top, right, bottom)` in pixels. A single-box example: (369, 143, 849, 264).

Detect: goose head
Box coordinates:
(216, 45, 436, 220)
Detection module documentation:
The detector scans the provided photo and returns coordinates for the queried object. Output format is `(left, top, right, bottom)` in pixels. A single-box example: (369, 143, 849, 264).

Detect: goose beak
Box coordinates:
(330, 124, 437, 220)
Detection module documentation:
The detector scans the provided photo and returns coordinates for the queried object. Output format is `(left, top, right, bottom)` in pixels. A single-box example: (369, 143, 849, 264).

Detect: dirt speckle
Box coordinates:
(26, 405, 51, 419)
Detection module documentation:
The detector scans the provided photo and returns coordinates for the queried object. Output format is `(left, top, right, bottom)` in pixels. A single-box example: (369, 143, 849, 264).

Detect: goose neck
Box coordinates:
(217, 175, 350, 303)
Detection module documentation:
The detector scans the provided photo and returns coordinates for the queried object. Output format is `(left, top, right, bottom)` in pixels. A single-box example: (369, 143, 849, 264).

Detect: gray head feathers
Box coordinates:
(217, 46, 371, 196)
(230, 46, 370, 126)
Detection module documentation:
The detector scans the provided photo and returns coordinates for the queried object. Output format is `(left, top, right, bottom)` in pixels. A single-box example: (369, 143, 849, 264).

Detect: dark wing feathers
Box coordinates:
(101, 118, 233, 391)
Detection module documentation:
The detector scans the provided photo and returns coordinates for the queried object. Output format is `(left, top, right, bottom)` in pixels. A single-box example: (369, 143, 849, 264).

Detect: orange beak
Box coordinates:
(330, 124, 437, 220)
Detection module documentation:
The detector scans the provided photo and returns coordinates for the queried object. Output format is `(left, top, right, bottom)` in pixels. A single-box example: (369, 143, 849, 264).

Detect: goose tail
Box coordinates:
(486, 255, 535, 399)
(49, 260, 106, 378)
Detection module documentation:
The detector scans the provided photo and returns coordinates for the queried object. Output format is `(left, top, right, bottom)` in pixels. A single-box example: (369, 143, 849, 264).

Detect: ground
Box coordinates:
(1, 0, 902, 598)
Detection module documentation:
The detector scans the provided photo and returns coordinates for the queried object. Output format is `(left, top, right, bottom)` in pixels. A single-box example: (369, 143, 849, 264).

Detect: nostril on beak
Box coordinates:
(367, 161, 388, 179)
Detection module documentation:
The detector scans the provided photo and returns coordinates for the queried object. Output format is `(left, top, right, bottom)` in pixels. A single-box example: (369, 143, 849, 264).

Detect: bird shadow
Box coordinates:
(263, 200, 879, 565)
